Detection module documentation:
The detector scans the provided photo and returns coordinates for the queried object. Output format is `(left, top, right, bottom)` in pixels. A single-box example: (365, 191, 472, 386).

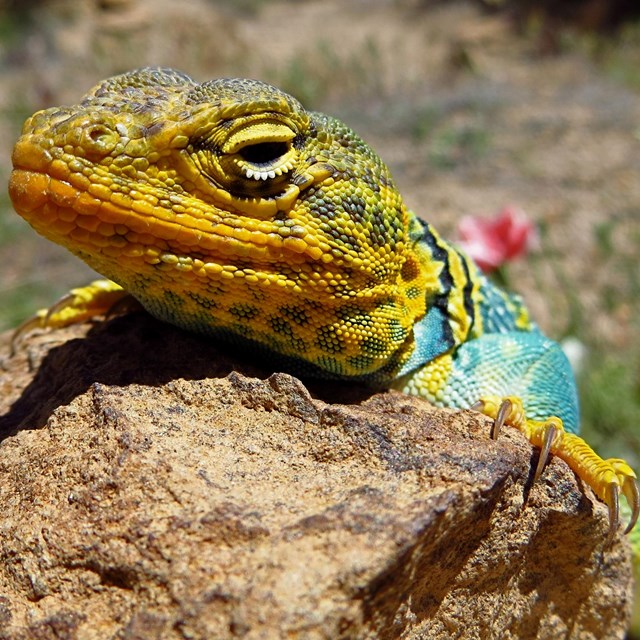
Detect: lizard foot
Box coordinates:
(11, 279, 133, 354)
(471, 395, 639, 541)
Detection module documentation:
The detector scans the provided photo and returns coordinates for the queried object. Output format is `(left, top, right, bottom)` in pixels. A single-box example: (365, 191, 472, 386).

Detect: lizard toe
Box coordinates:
(589, 458, 638, 537)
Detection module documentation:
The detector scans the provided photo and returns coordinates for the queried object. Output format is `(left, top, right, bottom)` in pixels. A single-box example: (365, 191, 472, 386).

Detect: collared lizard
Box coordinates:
(8, 67, 638, 539)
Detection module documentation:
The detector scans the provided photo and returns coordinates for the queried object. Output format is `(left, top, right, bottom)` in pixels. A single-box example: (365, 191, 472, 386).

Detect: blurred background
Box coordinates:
(0, 0, 639, 631)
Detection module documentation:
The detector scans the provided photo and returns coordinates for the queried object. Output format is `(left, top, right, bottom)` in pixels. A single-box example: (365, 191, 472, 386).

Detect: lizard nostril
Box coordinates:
(82, 124, 118, 159)
(88, 125, 111, 142)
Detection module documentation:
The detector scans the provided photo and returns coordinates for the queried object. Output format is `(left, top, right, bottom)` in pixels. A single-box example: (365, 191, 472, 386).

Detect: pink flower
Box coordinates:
(456, 205, 539, 273)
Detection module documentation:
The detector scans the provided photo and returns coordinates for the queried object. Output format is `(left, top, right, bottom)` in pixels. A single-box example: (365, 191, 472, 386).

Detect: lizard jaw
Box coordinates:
(9, 168, 331, 271)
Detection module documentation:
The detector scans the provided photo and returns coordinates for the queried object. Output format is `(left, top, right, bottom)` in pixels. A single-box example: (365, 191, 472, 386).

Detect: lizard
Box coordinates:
(8, 66, 638, 540)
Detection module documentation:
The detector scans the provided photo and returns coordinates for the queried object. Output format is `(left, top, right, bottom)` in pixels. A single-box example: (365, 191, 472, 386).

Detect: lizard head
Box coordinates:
(9, 67, 439, 379)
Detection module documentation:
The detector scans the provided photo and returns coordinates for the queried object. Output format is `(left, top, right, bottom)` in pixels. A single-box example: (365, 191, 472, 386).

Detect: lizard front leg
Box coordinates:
(473, 395, 638, 540)
(11, 279, 134, 353)
(394, 331, 639, 538)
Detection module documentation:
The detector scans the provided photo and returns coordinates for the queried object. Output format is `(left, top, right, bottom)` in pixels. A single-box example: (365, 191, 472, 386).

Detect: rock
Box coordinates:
(0, 313, 633, 640)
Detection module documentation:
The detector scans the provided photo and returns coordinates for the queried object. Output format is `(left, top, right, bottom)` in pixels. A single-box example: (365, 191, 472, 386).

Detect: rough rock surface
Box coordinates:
(0, 313, 633, 640)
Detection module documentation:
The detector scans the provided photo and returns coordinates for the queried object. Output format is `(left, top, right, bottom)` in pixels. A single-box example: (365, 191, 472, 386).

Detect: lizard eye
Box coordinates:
(233, 140, 296, 181)
(238, 141, 289, 165)
(220, 119, 299, 188)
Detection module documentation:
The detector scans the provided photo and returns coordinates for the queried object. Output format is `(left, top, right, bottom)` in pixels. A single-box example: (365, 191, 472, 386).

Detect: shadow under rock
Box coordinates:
(0, 313, 247, 439)
(0, 312, 376, 440)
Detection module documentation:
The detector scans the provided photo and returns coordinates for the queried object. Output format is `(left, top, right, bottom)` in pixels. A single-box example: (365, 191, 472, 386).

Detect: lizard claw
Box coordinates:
(623, 476, 640, 535)
(470, 399, 500, 437)
(472, 397, 526, 441)
(534, 422, 557, 483)
(600, 460, 639, 536)
(604, 483, 620, 545)
(602, 474, 639, 543)
(469, 397, 513, 441)
(608, 460, 639, 535)
(492, 399, 512, 441)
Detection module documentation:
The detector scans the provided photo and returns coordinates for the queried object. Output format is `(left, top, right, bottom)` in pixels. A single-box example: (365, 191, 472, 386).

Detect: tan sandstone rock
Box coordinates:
(0, 313, 633, 639)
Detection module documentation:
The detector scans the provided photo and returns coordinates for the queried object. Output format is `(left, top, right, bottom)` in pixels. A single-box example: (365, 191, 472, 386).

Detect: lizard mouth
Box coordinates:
(237, 156, 296, 181)
(192, 115, 305, 206)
